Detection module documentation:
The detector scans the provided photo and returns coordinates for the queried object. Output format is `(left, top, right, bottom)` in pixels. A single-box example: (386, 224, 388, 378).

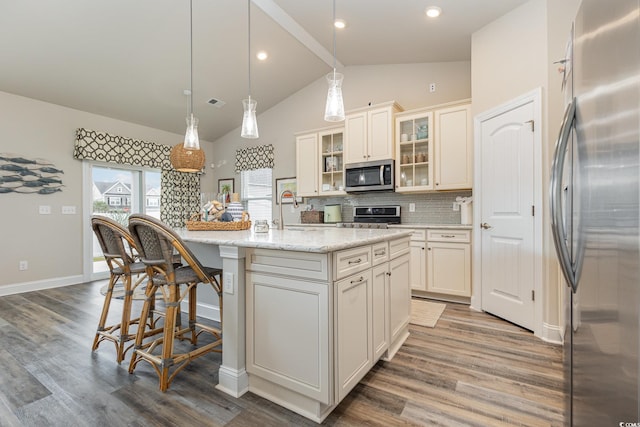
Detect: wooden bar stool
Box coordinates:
(91, 215, 160, 363)
(127, 213, 223, 392)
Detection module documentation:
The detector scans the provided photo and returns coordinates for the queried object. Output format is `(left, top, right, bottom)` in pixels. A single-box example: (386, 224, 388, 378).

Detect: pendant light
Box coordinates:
(324, 0, 345, 122)
(183, 0, 200, 149)
(241, 0, 259, 139)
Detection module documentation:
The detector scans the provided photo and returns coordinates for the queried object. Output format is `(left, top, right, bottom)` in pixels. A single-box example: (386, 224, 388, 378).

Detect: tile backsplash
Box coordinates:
(305, 190, 472, 224)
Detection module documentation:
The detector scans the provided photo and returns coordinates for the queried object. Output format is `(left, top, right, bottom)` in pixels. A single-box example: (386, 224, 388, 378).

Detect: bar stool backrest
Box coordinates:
(91, 215, 137, 272)
(128, 214, 216, 291)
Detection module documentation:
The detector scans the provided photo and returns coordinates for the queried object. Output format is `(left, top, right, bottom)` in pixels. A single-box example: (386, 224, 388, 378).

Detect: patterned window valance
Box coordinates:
(74, 127, 200, 228)
(235, 144, 274, 172)
(73, 128, 172, 170)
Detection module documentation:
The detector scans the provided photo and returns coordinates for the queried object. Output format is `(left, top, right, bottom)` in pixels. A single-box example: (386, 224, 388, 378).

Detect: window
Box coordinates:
(241, 168, 272, 223)
(89, 164, 161, 276)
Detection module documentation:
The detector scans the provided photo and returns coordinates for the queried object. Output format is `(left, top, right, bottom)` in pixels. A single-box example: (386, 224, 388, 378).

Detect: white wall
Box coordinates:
(208, 61, 471, 223)
(471, 0, 579, 340)
(0, 90, 216, 290)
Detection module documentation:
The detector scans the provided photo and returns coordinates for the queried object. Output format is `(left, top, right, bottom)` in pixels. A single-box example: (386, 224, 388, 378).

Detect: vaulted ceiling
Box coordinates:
(0, 0, 527, 142)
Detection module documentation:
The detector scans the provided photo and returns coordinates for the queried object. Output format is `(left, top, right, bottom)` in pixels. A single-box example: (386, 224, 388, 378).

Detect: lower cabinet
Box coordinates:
(372, 263, 390, 361)
(409, 230, 426, 291)
(335, 270, 373, 402)
(426, 229, 472, 297)
(245, 236, 411, 422)
(388, 252, 411, 354)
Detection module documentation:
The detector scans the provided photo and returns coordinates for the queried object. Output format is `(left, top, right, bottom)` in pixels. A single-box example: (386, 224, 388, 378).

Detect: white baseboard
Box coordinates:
(0, 275, 84, 297)
(541, 322, 563, 345)
(181, 300, 221, 323)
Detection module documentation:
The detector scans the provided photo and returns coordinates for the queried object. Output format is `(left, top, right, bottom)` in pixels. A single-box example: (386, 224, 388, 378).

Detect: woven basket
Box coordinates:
(185, 212, 251, 231)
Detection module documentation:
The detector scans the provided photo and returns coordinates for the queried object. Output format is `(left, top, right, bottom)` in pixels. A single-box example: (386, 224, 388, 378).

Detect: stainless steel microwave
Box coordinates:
(344, 159, 394, 193)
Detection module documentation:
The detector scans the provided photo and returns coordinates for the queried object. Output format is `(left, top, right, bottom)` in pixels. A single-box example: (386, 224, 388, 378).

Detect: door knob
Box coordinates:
(480, 222, 493, 230)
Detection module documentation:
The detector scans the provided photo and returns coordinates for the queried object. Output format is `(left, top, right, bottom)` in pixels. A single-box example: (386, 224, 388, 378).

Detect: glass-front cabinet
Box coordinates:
(395, 110, 434, 192)
(319, 128, 345, 195)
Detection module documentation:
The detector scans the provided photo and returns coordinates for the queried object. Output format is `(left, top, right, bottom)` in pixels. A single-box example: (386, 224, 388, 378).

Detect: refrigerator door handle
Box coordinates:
(550, 98, 578, 292)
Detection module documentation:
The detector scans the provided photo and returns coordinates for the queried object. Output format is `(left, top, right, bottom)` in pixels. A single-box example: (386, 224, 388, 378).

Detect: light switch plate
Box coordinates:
(409, 203, 416, 212)
(223, 272, 234, 294)
(61, 206, 76, 214)
(39, 205, 51, 215)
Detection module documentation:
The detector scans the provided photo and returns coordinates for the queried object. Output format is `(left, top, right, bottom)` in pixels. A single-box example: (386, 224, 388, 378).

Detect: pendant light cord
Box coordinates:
(189, 0, 194, 116)
(247, 0, 252, 97)
(332, 0, 336, 76)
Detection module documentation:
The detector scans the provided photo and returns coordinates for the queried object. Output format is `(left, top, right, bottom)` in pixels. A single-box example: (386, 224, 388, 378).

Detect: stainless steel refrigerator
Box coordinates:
(550, 0, 640, 425)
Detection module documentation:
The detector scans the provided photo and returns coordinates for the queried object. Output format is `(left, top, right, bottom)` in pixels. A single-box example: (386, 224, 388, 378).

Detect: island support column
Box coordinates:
(215, 245, 249, 397)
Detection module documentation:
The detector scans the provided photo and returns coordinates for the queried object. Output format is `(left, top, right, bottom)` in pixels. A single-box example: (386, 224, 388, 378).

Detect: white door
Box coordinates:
(479, 100, 536, 330)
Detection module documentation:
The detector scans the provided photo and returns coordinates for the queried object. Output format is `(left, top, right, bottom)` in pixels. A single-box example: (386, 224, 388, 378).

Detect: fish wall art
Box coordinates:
(0, 154, 64, 194)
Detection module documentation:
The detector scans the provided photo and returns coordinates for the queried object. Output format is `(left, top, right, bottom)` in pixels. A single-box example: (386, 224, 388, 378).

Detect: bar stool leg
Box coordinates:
(92, 273, 119, 353)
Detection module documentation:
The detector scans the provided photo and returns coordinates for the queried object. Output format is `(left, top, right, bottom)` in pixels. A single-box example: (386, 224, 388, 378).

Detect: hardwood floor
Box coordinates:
(0, 281, 564, 426)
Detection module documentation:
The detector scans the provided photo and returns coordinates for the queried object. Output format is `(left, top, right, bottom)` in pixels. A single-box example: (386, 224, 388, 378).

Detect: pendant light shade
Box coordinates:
(324, 71, 345, 122)
(170, 143, 205, 172)
(241, 97, 259, 138)
(241, 0, 259, 139)
(324, 0, 345, 122)
(184, 113, 200, 149)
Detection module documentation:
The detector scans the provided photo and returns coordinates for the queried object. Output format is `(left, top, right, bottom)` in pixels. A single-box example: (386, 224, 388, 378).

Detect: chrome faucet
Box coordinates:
(278, 190, 299, 230)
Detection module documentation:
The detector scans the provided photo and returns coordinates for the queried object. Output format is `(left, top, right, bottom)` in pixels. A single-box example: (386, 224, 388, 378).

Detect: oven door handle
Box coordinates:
(380, 165, 384, 184)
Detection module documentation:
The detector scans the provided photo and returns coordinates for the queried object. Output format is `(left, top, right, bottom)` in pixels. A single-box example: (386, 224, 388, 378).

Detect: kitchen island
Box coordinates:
(177, 227, 412, 422)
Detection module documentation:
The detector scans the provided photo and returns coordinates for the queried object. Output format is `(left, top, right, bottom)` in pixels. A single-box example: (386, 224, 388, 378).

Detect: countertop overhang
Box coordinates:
(177, 227, 412, 253)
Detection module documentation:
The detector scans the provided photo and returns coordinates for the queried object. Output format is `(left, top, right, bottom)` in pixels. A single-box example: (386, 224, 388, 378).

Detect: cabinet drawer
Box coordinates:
(409, 229, 426, 241)
(372, 242, 389, 266)
(334, 245, 372, 280)
(247, 249, 329, 281)
(389, 236, 410, 259)
(427, 229, 471, 243)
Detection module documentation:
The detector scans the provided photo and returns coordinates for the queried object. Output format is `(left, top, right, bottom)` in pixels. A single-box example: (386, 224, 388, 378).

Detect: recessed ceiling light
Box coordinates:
(256, 51, 268, 61)
(425, 6, 442, 18)
(334, 19, 346, 29)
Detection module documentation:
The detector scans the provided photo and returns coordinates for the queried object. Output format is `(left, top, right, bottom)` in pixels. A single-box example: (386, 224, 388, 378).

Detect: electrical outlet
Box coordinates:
(39, 205, 51, 215)
(429, 83, 436, 92)
(19, 260, 28, 271)
(409, 203, 416, 212)
(223, 272, 234, 294)
(453, 202, 460, 211)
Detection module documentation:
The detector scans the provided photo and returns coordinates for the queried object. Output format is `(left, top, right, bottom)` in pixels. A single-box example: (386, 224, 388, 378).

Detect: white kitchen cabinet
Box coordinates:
(296, 127, 345, 197)
(246, 271, 331, 404)
(395, 111, 434, 191)
(344, 102, 401, 165)
(335, 270, 373, 401)
(371, 263, 390, 361)
(426, 229, 472, 297)
(387, 251, 411, 359)
(319, 128, 345, 195)
(434, 103, 472, 190)
(409, 238, 426, 291)
(296, 132, 319, 197)
(245, 235, 411, 422)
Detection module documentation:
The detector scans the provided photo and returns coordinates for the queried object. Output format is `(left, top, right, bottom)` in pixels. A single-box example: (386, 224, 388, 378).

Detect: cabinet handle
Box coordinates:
(350, 276, 365, 284)
(374, 250, 386, 256)
(348, 258, 362, 265)
(440, 234, 456, 238)
(421, 247, 425, 250)
(428, 247, 432, 251)
(386, 272, 391, 276)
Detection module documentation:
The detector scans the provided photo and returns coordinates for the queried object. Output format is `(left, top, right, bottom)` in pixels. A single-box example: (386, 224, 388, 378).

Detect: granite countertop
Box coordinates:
(177, 227, 412, 253)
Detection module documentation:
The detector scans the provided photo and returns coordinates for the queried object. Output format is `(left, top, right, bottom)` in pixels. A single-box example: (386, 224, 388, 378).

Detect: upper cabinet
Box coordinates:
(395, 101, 472, 193)
(296, 127, 346, 198)
(395, 110, 434, 191)
(434, 104, 472, 190)
(296, 132, 319, 197)
(319, 128, 345, 195)
(344, 102, 402, 165)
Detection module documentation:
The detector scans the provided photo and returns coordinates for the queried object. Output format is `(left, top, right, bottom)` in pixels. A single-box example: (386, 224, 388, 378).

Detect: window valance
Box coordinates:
(235, 144, 274, 172)
(73, 128, 172, 169)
